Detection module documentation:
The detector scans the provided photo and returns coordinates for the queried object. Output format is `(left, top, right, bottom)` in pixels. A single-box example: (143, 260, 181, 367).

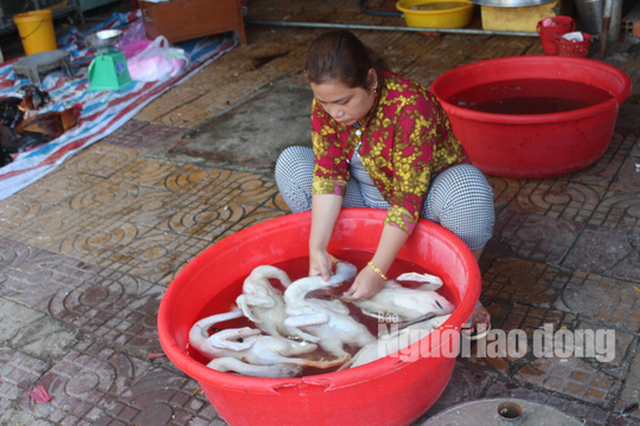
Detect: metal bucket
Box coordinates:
(574, 0, 603, 34)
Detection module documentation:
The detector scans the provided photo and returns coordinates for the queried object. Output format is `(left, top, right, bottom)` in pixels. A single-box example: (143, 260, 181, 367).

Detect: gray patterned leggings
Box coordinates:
(275, 146, 495, 251)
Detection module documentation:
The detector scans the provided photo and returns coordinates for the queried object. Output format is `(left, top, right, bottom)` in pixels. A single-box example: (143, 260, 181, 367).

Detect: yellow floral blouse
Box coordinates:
(311, 71, 468, 234)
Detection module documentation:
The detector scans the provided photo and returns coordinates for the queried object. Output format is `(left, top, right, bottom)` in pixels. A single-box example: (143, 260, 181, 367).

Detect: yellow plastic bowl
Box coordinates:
(396, 0, 474, 28)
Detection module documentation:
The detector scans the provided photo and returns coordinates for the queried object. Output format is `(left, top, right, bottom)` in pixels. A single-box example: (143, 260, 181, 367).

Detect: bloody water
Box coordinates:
(447, 78, 613, 115)
(188, 250, 458, 375)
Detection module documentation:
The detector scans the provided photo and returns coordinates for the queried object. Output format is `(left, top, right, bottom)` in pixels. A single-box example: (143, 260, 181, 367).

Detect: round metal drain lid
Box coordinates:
(422, 398, 584, 425)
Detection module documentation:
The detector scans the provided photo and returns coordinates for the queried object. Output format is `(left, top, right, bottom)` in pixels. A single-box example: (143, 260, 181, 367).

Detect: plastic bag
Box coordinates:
(127, 36, 190, 82)
(116, 19, 147, 49)
(120, 40, 152, 59)
(561, 31, 585, 42)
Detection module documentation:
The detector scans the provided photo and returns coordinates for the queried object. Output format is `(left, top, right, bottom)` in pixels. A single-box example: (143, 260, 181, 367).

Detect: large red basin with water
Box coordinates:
(431, 56, 632, 179)
(158, 208, 481, 426)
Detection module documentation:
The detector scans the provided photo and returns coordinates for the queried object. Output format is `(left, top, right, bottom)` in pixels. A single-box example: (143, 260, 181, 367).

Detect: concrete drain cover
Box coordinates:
(169, 83, 313, 174)
(422, 398, 583, 425)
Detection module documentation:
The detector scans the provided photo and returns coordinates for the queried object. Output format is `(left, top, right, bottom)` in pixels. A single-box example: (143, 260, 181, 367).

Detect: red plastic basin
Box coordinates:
(158, 208, 481, 426)
(430, 56, 632, 179)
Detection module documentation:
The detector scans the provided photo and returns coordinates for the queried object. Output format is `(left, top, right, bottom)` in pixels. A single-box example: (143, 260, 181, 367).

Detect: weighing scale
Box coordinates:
(85, 29, 132, 91)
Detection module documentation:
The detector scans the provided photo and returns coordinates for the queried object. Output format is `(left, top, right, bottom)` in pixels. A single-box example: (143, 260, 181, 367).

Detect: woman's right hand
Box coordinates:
(309, 249, 334, 281)
(308, 193, 343, 281)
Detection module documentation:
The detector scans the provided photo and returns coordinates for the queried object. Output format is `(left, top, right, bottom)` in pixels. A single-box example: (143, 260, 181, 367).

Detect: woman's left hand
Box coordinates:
(343, 266, 386, 301)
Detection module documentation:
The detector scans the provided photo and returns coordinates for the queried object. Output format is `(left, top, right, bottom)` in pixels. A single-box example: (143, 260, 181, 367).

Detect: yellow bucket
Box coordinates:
(14, 10, 57, 56)
(396, 0, 475, 28)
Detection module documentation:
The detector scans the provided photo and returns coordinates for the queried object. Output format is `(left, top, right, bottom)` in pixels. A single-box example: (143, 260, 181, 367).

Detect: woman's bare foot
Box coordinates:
(464, 303, 491, 339)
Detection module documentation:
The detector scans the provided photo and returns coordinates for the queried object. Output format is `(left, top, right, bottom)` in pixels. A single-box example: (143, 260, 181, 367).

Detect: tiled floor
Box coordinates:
(1, 0, 640, 424)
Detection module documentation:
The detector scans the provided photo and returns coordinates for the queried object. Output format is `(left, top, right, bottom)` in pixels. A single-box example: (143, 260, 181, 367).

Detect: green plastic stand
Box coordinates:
(87, 49, 132, 91)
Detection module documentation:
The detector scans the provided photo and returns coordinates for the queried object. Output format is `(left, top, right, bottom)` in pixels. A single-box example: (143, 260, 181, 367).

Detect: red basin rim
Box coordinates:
(431, 56, 632, 125)
(158, 209, 480, 394)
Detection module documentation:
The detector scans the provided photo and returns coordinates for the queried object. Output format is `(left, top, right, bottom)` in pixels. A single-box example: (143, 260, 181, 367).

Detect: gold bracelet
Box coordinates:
(367, 260, 388, 281)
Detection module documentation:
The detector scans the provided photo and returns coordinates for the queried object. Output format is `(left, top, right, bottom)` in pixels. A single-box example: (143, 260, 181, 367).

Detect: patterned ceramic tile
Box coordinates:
(22, 322, 81, 364)
(112, 229, 205, 283)
(0, 196, 46, 235)
(515, 356, 615, 404)
(619, 130, 639, 158)
(573, 318, 635, 370)
(0, 346, 50, 411)
(609, 138, 640, 194)
(91, 369, 225, 426)
(265, 191, 291, 213)
(13, 168, 106, 206)
(481, 257, 570, 307)
(563, 225, 640, 281)
(110, 122, 186, 151)
(487, 175, 523, 209)
(615, 101, 640, 132)
(61, 143, 141, 178)
(505, 180, 604, 222)
(137, 84, 209, 123)
(0, 236, 165, 355)
(106, 157, 184, 188)
(569, 129, 635, 187)
(68, 183, 177, 229)
(467, 344, 525, 376)
(52, 210, 150, 265)
(556, 271, 640, 332)
(13, 339, 149, 424)
(140, 30, 315, 128)
(459, 303, 575, 376)
(217, 171, 279, 204)
(143, 168, 281, 239)
(213, 206, 287, 242)
(99, 119, 148, 140)
(501, 305, 574, 337)
(588, 190, 640, 232)
(418, 364, 493, 420)
(163, 200, 249, 238)
(48, 273, 163, 355)
(163, 167, 278, 208)
(6, 205, 107, 253)
(617, 353, 640, 422)
(0, 238, 102, 311)
(494, 209, 584, 264)
(1, 202, 199, 286)
(0, 407, 58, 425)
(160, 164, 214, 191)
(608, 415, 640, 426)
